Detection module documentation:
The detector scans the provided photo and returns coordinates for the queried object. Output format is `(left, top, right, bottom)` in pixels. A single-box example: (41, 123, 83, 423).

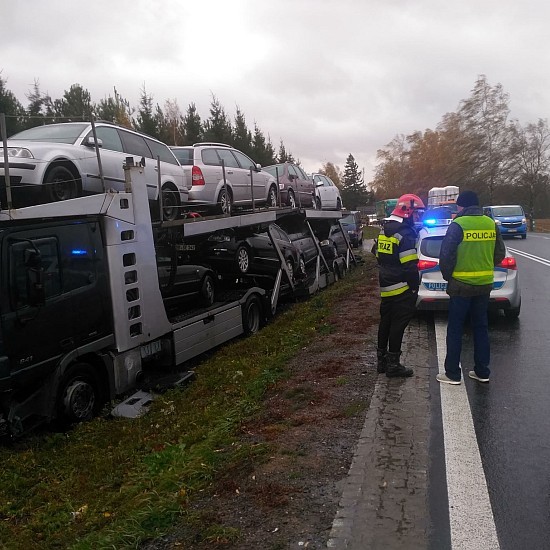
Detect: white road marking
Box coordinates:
(435, 318, 500, 550)
(507, 247, 550, 267)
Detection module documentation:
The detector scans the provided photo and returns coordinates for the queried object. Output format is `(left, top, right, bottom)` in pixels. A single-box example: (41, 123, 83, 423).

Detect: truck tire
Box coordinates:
(56, 362, 102, 425)
(243, 295, 262, 335)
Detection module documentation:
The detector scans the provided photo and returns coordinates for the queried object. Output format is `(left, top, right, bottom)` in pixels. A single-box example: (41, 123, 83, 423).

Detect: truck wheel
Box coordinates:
(57, 363, 102, 425)
(243, 295, 262, 335)
(200, 274, 216, 307)
(288, 189, 296, 208)
(236, 245, 251, 274)
(267, 185, 278, 208)
(44, 165, 79, 202)
(161, 184, 180, 221)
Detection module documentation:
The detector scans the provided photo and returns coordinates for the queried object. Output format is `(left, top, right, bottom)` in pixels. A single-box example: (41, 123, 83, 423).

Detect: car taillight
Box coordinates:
(417, 260, 438, 270)
(498, 256, 517, 270)
(192, 166, 205, 186)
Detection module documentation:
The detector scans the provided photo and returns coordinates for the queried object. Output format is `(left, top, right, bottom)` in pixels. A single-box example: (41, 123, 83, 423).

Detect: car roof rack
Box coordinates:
(192, 142, 232, 148)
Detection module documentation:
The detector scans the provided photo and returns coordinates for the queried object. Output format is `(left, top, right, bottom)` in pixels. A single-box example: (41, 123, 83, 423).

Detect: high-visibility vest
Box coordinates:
(452, 215, 496, 285)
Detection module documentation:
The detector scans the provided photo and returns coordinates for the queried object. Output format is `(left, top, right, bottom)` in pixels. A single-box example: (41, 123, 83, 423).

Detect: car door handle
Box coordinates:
(226, 170, 233, 175)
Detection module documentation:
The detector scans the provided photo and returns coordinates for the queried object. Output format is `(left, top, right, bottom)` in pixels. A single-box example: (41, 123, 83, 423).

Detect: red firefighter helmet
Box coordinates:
(391, 194, 425, 219)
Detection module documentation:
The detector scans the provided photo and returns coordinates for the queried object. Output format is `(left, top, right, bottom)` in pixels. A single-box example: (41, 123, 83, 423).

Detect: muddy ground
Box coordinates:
(143, 262, 381, 549)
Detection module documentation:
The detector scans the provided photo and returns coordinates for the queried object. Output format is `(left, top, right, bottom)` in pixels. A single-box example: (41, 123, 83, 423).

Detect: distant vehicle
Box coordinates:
(171, 143, 278, 215)
(341, 211, 363, 248)
(483, 205, 527, 239)
(416, 223, 521, 318)
(263, 162, 315, 208)
(2, 121, 188, 220)
(311, 173, 343, 210)
(375, 198, 398, 221)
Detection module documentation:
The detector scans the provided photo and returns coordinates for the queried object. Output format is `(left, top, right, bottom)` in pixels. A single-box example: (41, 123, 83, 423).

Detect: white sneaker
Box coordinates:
(436, 373, 461, 385)
(468, 371, 490, 383)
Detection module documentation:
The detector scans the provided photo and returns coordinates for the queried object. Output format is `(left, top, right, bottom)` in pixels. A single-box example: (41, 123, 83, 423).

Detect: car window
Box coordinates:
(263, 164, 284, 178)
(420, 236, 444, 258)
(296, 166, 308, 180)
(232, 150, 256, 170)
(288, 165, 300, 178)
(119, 130, 152, 159)
(322, 176, 332, 187)
(171, 148, 194, 165)
(89, 126, 124, 152)
(202, 149, 221, 166)
(216, 148, 240, 168)
(10, 123, 88, 143)
(313, 175, 323, 184)
(145, 138, 178, 165)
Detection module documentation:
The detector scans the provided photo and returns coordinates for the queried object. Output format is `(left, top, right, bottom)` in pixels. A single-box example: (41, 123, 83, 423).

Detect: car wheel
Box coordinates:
(504, 301, 521, 320)
(298, 256, 307, 278)
(521, 234, 527, 240)
(288, 189, 296, 209)
(267, 185, 278, 208)
(218, 188, 232, 215)
(315, 197, 322, 210)
(56, 362, 102, 425)
(44, 165, 79, 202)
(200, 274, 215, 307)
(285, 258, 295, 282)
(161, 184, 180, 221)
(336, 198, 342, 211)
(333, 264, 340, 282)
(235, 245, 250, 274)
(242, 295, 262, 335)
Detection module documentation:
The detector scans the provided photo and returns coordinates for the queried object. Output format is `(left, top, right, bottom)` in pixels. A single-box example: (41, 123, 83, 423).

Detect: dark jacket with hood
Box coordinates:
(439, 205, 506, 297)
(372, 216, 419, 295)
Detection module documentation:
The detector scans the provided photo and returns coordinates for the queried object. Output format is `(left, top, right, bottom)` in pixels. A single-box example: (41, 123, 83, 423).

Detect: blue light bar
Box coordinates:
(71, 249, 88, 256)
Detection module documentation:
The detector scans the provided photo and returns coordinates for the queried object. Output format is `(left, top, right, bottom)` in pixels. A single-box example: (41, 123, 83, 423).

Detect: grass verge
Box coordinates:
(0, 255, 374, 550)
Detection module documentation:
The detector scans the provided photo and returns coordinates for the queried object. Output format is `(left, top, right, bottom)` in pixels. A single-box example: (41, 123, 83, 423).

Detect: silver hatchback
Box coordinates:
(171, 143, 278, 215)
(416, 223, 521, 318)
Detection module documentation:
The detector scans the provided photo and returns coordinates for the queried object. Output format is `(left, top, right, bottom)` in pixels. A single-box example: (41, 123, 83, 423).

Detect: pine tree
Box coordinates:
(233, 106, 252, 156)
(203, 94, 232, 144)
(52, 83, 92, 121)
(134, 84, 159, 138)
(0, 74, 26, 136)
(341, 154, 369, 209)
(277, 140, 295, 163)
(182, 102, 202, 145)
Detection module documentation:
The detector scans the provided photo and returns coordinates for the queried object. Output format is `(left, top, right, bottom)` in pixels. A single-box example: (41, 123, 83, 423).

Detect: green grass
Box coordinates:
(0, 258, 375, 550)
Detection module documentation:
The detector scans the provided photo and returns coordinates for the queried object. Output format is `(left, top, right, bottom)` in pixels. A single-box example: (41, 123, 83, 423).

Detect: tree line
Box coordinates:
(0, 76, 373, 209)
(371, 74, 550, 218)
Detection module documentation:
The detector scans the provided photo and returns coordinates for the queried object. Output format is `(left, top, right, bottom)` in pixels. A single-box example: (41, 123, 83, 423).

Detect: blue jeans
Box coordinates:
(444, 294, 491, 381)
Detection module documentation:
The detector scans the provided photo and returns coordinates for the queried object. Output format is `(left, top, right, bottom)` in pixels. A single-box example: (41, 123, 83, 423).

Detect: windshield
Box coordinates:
(10, 123, 89, 144)
(262, 164, 284, 177)
(491, 206, 524, 217)
(341, 215, 356, 226)
(171, 147, 194, 165)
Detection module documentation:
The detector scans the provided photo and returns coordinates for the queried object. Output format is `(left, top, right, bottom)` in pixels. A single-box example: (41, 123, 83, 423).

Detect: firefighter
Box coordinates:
(373, 193, 425, 377)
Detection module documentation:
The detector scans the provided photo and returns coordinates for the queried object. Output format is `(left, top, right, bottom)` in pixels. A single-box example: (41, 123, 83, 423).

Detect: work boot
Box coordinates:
(386, 351, 414, 378)
(376, 348, 387, 374)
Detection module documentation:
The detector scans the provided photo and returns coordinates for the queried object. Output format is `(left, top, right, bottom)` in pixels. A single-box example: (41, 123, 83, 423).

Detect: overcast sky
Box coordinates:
(3, 0, 550, 182)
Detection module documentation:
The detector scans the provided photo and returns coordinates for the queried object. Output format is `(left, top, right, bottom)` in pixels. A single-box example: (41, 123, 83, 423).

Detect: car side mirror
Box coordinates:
(85, 136, 103, 148)
(315, 181, 323, 188)
(256, 163, 262, 171)
(288, 174, 296, 182)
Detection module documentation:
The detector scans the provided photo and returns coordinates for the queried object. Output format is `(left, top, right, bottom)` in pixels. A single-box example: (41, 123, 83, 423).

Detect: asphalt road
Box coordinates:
(429, 232, 550, 549)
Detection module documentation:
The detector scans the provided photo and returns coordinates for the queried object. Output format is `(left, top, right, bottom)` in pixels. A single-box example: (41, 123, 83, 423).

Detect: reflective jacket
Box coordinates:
(440, 206, 506, 296)
(373, 217, 419, 298)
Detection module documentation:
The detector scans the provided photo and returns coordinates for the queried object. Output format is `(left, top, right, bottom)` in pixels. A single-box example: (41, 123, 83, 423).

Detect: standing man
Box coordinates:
(374, 194, 425, 377)
(436, 190, 505, 385)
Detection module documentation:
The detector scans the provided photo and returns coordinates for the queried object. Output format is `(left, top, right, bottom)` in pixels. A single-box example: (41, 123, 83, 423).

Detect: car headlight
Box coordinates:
(495, 219, 501, 225)
(0, 147, 34, 159)
(522, 218, 527, 224)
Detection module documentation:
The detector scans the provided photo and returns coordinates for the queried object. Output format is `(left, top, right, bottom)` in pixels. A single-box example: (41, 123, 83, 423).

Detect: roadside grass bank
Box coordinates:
(0, 253, 375, 550)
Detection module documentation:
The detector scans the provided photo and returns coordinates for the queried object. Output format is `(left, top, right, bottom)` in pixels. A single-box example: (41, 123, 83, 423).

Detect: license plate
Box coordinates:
(425, 282, 447, 291)
(507, 229, 517, 233)
(176, 244, 196, 251)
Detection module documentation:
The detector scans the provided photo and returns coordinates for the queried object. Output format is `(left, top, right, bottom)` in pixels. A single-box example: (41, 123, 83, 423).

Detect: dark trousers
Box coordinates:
(444, 293, 491, 381)
(377, 290, 417, 353)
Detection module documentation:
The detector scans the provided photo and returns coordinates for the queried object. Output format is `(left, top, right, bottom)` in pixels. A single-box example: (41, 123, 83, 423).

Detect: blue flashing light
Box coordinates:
(71, 249, 88, 256)
(424, 218, 437, 226)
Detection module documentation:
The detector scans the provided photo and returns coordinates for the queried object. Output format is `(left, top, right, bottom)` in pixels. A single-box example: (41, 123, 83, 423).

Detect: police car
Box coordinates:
(416, 215, 521, 318)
